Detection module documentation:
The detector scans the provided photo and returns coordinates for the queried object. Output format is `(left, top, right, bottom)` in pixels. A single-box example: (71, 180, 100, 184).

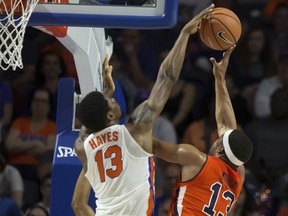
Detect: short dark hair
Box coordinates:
(28, 87, 53, 112)
(228, 129, 253, 163)
(77, 91, 110, 131)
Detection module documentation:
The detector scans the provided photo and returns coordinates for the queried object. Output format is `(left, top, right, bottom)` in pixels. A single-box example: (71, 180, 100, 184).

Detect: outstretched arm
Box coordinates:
(72, 169, 94, 216)
(153, 138, 206, 166)
(210, 47, 245, 179)
(146, 4, 214, 124)
(210, 47, 237, 136)
(127, 4, 214, 153)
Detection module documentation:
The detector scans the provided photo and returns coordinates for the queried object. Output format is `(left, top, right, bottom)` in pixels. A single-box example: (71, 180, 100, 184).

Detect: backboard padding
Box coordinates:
(28, 0, 178, 28)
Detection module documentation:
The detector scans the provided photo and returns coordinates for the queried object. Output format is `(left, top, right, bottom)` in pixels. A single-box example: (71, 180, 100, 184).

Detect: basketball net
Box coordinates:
(0, 0, 39, 70)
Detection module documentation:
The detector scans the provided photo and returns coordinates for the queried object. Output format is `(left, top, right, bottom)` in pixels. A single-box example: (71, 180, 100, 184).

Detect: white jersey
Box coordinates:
(84, 124, 155, 216)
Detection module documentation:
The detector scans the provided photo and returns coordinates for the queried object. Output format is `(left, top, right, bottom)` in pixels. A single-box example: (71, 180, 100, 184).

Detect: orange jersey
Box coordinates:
(7, 117, 56, 165)
(170, 156, 242, 216)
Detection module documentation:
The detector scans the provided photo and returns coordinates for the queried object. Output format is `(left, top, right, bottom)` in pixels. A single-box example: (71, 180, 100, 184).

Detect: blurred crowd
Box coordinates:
(1, 0, 288, 215)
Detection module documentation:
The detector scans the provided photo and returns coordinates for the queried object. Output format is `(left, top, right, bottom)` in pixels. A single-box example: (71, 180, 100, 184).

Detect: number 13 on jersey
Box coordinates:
(95, 145, 123, 182)
(203, 182, 235, 216)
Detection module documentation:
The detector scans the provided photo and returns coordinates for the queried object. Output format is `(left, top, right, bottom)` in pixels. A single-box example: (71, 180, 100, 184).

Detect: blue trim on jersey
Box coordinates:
(172, 187, 180, 216)
(148, 157, 155, 204)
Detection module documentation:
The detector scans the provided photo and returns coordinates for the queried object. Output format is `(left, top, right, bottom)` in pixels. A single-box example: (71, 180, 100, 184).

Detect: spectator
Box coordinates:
(25, 172, 51, 215)
(25, 204, 49, 216)
(37, 150, 53, 181)
(254, 51, 288, 118)
(230, 26, 277, 91)
(182, 98, 218, 153)
(264, 0, 288, 17)
(269, 3, 288, 57)
(153, 163, 180, 216)
(38, 173, 51, 213)
(23, 51, 66, 120)
(0, 70, 13, 146)
(229, 26, 277, 116)
(109, 52, 138, 114)
(0, 153, 23, 207)
(246, 88, 288, 214)
(157, 197, 171, 216)
(116, 29, 158, 90)
(5, 88, 56, 207)
(0, 197, 22, 216)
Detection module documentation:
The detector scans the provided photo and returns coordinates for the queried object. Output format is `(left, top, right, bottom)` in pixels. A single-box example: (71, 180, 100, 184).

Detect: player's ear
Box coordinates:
(216, 146, 224, 153)
(107, 111, 115, 122)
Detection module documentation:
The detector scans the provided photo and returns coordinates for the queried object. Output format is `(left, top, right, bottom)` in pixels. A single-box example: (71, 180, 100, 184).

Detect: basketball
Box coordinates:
(199, 7, 242, 51)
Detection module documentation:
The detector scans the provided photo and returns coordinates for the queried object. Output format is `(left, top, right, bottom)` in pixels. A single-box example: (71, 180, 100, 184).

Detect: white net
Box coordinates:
(0, 0, 39, 70)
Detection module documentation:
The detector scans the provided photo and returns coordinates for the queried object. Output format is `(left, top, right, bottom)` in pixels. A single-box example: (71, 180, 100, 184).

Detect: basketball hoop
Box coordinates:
(0, 0, 39, 70)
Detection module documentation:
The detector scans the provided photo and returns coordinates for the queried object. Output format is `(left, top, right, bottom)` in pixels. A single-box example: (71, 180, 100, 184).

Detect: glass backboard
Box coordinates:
(29, 0, 178, 28)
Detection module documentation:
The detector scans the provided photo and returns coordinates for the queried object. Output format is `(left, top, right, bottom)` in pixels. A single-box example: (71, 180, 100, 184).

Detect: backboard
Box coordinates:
(29, 0, 178, 28)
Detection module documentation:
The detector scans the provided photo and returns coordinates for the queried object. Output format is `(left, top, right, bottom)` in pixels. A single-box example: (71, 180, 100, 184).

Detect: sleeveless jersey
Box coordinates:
(84, 124, 155, 216)
(170, 156, 242, 216)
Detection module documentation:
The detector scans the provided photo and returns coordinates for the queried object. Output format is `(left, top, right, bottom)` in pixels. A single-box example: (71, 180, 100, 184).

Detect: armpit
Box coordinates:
(129, 102, 153, 124)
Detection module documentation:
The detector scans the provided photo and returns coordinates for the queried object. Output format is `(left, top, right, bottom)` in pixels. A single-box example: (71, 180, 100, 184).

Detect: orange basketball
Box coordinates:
(199, 7, 242, 51)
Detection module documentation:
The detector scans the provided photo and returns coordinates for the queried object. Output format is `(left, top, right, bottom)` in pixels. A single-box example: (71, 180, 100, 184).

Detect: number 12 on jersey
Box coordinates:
(95, 145, 123, 182)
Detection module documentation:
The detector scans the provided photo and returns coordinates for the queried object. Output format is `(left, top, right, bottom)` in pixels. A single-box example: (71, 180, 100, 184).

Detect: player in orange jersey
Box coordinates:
(153, 46, 253, 216)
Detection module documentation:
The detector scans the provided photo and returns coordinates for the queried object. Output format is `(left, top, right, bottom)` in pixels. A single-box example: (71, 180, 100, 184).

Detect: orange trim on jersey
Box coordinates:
(146, 156, 155, 216)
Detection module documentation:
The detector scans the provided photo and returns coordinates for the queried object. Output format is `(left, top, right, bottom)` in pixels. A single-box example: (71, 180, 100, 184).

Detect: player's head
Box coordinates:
(77, 91, 122, 132)
(209, 129, 253, 167)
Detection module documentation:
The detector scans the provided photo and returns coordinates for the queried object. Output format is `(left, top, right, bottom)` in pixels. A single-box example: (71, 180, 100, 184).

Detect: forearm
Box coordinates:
(160, 31, 190, 82)
(72, 169, 94, 216)
(46, 136, 56, 149)
(6, 139, 36, 153)
(147, 31, 190, 115)
(215, 77, 237, 135)
(73, 205, 95, 216)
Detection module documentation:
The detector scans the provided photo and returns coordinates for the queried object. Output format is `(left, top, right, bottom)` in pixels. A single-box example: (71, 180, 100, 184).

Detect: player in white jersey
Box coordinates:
(84, 124, 155, 215)
(71, 4, 215, 216)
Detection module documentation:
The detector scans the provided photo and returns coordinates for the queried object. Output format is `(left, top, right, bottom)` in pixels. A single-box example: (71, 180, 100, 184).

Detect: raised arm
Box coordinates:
(210, 47, 237, 136)
(102, 56, 115, 98)
(146, 4, 214, 124)
(127, 5, 214, 153)
(210, 47, 246, 179)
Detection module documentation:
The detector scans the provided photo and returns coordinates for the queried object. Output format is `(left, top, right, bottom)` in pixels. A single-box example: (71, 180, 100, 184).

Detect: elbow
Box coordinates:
(71, 199, 82, 214)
